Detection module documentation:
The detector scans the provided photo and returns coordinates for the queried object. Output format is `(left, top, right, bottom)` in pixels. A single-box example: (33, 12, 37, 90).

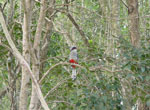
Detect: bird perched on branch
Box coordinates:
(69, 46, 78, 80)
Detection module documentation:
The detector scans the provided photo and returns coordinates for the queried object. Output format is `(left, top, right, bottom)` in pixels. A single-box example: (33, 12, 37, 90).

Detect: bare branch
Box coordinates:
(46, 18, 75, 46)
(33, 0, 47, 50)
(57, 1, 90, 47)
(44, 78, 69, 98)
(0, 87, 9, 99)
(0, 42, 13, 53)
(2, 1, 8, 11)
(34, 0, 41, 4)
(120, 0, 129, 9)
(38, 78, 69, 110)
(67, 13, 90, 47)
(89, 65, 122, 73)
(0, 9, 50, 110)
(39, 62, 85, 84)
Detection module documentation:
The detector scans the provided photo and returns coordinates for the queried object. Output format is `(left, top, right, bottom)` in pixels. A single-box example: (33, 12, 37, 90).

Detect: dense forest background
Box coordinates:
(0, 0, 150, 110)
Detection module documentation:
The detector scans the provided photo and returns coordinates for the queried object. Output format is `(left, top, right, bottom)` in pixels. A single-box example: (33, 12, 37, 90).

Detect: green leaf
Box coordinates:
(76, 102, 81, 106)
(126, 73, 133, 78)
(103, 96, 107, 103)
(88, 40, 93, 44)
(146, 76, 150, 81)
(141, 67, 145, 73)
(132, 89, 136, 95)
(147, 100, 150, 107)
(133, 97, 138, 103)
(145, 94, 150, 99)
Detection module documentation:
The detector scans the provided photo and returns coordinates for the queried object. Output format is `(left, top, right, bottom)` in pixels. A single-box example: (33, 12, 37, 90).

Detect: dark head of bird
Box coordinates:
(71, 46, 77, 51)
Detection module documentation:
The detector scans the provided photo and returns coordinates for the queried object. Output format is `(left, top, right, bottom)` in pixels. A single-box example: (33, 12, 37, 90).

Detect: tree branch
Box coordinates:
(67, 13, 90, 47)
(33, 0, 47, 50)
(89, 65, 122, 73)
(38, 78, 69, 110)
(0, 42, 13, 52)
(39, 62, 85, 84)
(120, 0, 129, 9)
(0, 9, 50, 110)
(62, 0, 90, 47)
(0, 87, 9, 99)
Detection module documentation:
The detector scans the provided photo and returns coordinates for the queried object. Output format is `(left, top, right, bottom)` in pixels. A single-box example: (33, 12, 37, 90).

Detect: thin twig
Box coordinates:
(2, 1, 8, 11)
(89, 65, 122, 73)
(0, 8, 50, 110)
(49, 100, 74, 105)
(38, 78, 70, 110)
(0, 42, 13, 53)
(34, 0, 41, 4)
(0, 87, 9, 99)
(39, 62, 85, 84)
(44, 78, 69, 98)
(66, 12, 90, 47)
(120, 0, 129, 9)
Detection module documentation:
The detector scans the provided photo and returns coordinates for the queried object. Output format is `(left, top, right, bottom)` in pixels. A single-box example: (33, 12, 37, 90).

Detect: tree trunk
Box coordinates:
(0, 7, 50, 110)
(127, 0, 147, 109)
(138, 100, 150, 110)
(99, 0, 108, 17)
(29, 0, 47, 110)
(19, 0, 33, 110)
(110, 0, 120, 55)
(127, 0, 140, 47)
(6, 1, 17, 109)
(40, 0, 55, 76)
(7, 53, 17, 110)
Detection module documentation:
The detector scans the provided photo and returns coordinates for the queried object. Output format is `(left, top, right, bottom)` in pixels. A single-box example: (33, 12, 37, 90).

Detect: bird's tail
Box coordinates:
(71, 69, 76, 80)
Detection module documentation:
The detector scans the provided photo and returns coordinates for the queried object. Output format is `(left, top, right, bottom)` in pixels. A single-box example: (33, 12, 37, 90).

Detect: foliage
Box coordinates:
(0, 0, 150, 110)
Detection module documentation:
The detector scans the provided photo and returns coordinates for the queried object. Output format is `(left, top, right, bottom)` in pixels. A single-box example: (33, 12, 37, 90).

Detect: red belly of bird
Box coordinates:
(69, 59, 78, 68)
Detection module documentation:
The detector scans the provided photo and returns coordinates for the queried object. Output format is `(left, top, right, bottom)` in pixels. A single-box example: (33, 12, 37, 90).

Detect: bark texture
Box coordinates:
(127, 0, 140, 47)
(99, 0, 108, 16)
(7, 53, 17, 110)
(109, 0, 120, 55)
(0, 6, 50, 110)
(40, 0, 55, 76)
(19, 0, 33, 110)
(29, 0, 47, 109)
(127, 0, 147, 109)
(7, 1, 17, 109)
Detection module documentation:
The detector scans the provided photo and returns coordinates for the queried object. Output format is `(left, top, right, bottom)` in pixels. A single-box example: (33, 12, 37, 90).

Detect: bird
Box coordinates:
(69, 46, 78, 80)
